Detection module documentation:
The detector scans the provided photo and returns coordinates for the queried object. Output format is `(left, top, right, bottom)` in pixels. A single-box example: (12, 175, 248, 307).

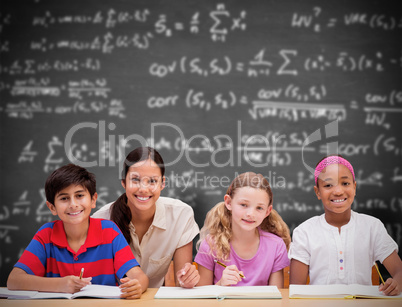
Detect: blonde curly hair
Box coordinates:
(197, 172, 291, 261)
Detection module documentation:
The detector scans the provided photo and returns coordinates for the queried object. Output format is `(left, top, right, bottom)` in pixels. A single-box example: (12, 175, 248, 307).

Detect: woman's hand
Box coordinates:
(177, 262, 200, 288)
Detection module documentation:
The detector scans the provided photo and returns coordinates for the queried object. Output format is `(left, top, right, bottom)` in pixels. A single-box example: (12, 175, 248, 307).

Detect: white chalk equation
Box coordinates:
(0, 58, 101, 75)
(3, 5, 397, 54)
(14, 125, 402, 173)
(1, 0, 401, 287)
(0, 186, 114, 228)
(292, 7, 402, 32)
(2, 100, 126, 119)
(248, 101, 346, 122)
(317, 134, 401, 157)
(148, 50, 396, 78)
(26, 3, 246, 51)
(5, 85, 401, 130)
(1, 77, 125, 119)
(9, 78, 110, 98)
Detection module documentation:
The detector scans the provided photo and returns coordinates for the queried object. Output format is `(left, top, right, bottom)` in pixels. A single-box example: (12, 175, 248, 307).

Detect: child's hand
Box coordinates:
(218, 265, 244, 286)
(379, 278, 401, 296)
(119, 277, 142, 299)
(61, 276, 92, 293)
(177, 262, 200, 288)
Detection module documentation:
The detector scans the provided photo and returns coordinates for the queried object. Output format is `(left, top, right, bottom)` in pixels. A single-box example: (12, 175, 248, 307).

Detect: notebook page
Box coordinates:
(72, 284, 122, 299)
(154, 285, 219, 298)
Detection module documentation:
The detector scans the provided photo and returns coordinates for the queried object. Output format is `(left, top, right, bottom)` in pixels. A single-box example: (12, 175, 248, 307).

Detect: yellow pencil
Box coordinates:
(79, 267, 84, 280)
(214, 259, 245, 278)
(374, 263, 385, 285)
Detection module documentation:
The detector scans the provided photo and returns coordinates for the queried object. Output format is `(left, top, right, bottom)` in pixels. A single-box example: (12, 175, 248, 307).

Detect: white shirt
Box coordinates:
(289, 211, 398, 285)
(92, 196, 199, 287)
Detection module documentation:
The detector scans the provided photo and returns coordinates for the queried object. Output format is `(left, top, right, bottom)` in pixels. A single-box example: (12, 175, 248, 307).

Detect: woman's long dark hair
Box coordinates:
(110, 147, 165, 244)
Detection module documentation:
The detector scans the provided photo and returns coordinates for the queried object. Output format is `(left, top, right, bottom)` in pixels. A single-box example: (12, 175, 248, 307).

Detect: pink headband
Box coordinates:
(314, 156, 355, 185)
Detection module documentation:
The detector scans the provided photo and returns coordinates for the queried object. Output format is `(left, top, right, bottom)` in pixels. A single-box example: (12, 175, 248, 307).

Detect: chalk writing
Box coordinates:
(292, 7, 402, 32)
(1, 59, 101, 75)
(249, 101, 346, 122)
(148, 51, 398, 78)
(0, 0, 400, 286)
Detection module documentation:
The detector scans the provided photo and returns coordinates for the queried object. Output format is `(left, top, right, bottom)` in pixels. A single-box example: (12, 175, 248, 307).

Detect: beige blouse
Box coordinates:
(92, 196, 199, 287)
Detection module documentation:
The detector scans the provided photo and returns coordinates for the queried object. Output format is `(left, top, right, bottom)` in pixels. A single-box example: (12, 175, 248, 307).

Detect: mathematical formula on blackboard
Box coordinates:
(0, 0, 401, 285)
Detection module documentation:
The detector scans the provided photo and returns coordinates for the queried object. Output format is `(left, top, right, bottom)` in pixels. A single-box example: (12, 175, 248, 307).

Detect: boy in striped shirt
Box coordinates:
(7, 164, 149, 299)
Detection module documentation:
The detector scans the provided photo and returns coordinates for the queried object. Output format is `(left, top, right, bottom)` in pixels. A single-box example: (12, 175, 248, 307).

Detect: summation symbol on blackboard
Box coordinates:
(44, 136, 64, 173)
(210, 4, 246, 42)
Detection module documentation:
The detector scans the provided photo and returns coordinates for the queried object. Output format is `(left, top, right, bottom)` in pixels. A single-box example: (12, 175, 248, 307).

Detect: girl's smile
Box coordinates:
(225, 186, 272, 233)
(314, 164, 356, 217)
(331, 198, 347, 204)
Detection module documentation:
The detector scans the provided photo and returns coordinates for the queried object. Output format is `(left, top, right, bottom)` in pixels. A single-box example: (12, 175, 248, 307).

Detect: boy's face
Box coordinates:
(314, 164, 356, 216)
(46, 184, 97, 225)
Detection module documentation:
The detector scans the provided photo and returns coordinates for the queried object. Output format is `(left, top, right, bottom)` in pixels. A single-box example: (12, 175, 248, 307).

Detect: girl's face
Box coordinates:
(122, 159, 165, 212)
(224, 186, 272, 233)
(314, 163, 356, 216)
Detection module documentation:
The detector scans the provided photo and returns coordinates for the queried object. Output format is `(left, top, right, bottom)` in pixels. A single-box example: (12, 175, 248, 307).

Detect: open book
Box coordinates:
(154, 285, 281, 299)
(0, 284, 122, 299)
(289, 284, 402, 299)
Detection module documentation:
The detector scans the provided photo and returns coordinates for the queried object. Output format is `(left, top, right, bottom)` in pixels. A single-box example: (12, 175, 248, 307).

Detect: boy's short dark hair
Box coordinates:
(45, 164, 96, 204)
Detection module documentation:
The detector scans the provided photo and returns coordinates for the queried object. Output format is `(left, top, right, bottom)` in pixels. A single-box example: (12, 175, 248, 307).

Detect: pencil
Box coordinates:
(374, 263, 385, 285)
(214, 259, 245, 278)
(79, 268, 84, 280)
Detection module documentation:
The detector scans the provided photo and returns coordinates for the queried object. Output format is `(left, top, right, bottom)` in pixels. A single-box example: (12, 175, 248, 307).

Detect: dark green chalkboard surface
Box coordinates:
(0, 0, 401, 286)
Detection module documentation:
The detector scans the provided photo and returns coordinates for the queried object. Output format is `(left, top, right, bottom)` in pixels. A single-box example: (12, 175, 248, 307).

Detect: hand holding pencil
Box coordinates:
(376, 263, 401, 296)
(58, 270, 92, 294)
(379, 276, 401, 296)
(215, 259, 245, 286)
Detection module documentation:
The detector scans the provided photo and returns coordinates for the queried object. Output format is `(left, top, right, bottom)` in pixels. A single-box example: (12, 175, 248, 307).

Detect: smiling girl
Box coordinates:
(92, 147, 200, 288)
(289, 155, 402, 296)
(194, 172, 290, 287)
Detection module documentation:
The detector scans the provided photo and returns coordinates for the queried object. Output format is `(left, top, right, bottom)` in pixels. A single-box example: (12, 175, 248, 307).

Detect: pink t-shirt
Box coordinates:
(195, 228, 289, 285)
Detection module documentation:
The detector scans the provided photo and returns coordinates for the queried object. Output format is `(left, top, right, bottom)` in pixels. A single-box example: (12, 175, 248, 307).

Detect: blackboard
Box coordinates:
(0, 0, 401, 286)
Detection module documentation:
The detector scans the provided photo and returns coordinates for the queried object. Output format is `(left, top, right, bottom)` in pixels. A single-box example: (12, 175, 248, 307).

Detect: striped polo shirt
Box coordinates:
(15, 217, 139, 285)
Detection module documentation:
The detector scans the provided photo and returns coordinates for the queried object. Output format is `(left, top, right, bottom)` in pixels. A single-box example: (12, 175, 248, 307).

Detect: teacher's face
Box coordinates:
(122, 159, 165, 212)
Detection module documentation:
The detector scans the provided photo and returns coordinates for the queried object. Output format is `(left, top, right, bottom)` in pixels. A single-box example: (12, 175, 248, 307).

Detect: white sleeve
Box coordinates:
(289, 225, 311, 265)
(91, 202, 112, 219)
(372, 219, 398, 263)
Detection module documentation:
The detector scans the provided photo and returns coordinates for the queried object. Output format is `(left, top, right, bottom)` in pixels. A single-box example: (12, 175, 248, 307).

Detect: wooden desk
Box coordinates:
(1, 288, 400, 307)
